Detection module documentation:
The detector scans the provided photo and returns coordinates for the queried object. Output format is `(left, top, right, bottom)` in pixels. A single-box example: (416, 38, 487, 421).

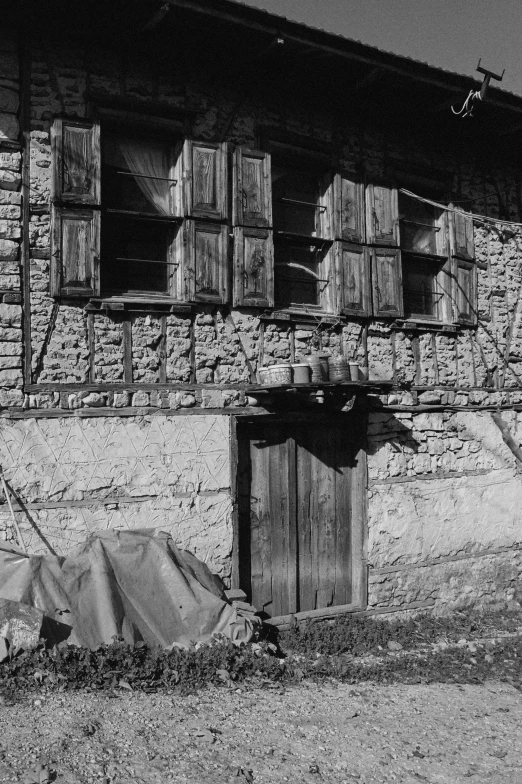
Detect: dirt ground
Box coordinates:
(0, 680, 521, 784)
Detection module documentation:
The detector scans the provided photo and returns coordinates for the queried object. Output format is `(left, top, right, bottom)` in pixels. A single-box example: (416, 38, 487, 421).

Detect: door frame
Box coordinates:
(230, 410, 369, 623)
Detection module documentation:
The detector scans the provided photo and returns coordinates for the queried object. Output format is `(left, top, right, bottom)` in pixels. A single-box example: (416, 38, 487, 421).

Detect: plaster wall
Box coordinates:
(0, 413, 234, 580)
(367, 410, 522, 611)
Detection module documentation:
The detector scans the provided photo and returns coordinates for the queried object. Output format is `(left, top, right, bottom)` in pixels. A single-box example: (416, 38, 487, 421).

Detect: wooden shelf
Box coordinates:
(248, 380, 392, 393)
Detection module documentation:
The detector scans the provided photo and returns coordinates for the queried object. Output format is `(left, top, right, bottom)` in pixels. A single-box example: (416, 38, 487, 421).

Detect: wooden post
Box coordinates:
(19, 17, 32, 386)
(87, 311, 95, 383)
(1, 469, 27, 553)
(123, 317, 133, 384)
(229, 416, 240, 589)
(159, 314, 167, 383)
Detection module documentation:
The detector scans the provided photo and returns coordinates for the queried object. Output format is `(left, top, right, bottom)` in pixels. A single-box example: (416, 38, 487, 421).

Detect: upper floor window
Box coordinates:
(50, 117, 229, 303)
(272, 159, 335, 312)
(49, 117, 477, 327)
(399, 192, 448, 320)
(101, 131, 179, 296)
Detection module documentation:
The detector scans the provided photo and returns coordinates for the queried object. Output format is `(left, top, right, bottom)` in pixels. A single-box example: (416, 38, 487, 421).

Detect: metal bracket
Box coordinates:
(476, 58, 505, 100)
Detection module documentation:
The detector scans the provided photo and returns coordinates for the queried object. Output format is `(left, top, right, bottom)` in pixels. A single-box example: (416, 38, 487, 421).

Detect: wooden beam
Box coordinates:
(159, 314, 167, 383)
(123, 317, 133, 384)
(87, 312, 95, 383)
(229, 415, 240, 589)
(19, 15, 32, 387)
(265, 598, 436, 629)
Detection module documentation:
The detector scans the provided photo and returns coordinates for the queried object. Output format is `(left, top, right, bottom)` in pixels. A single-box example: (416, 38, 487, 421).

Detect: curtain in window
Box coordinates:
(120, 139, 172, 215)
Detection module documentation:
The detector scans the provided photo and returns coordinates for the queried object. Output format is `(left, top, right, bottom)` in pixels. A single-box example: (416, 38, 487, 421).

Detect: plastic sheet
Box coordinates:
(0, 530, 257, 650)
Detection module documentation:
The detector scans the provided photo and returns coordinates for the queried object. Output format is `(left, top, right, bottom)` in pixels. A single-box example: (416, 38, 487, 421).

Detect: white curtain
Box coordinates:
(120, 139, 172, 215)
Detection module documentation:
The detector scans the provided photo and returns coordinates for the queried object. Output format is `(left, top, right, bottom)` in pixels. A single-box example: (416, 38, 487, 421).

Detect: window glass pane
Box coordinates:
(275, 243, 324, 307)
(399, 193, 438, 255)
(272, 164, 320, 237)
(102, 133, 173, 215)
(102, 215, 171, 294)
(403, 255, 440, 317)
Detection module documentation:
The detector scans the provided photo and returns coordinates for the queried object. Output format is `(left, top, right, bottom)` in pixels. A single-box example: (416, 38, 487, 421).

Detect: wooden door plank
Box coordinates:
(249, 431, 272, 613)
(310, 426, 336, 609)
(350, 440, 368, 609)
(334, 424, 353, 606)
(269, 430, 290, 616)
(259, 435, 274, 614)
(297, 435, 313, 612)
(286, 435, 298, 614)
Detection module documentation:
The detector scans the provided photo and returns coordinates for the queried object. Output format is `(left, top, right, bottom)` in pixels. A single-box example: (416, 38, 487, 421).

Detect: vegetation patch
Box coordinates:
(0, 608, 521, 700)
(278, 607, 522, 656)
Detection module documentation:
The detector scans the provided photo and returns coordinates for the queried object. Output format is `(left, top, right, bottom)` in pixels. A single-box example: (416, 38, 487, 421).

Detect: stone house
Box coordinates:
(1, 0, 522, 624)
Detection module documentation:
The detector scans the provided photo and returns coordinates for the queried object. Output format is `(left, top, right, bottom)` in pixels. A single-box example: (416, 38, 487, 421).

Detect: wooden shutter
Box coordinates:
(371, 247, 404, 317)
(454, 258, 477, 325)
(233, 227, 274, 307)
(184, 220, 229, 303)
(51, 118, 100, 205)
(318, 171, 336, 241)
(335, 174, 365, 243)
(452, 208, 474, 259)
(336, 242, 371, 317)
(232, 148, 274, 307)
(366, 183, 399, 245)
(183, 140, 228, 220)
(50, 206, 100, 297)
(233, 148, 272, 227)
(435, 207, 450, 257)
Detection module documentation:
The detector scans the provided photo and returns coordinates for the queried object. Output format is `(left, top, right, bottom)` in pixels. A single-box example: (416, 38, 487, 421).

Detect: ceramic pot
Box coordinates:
(292, 363, 311, 384)
(258, 364, 292, 385)
(348, 361, 359, 382)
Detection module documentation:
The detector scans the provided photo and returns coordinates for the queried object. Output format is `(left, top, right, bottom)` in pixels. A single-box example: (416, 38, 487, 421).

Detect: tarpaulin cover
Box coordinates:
(0, 530, 257, 650)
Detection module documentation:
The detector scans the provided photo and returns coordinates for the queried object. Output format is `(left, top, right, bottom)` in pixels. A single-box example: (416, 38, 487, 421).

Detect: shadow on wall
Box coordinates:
(365, 412, 420, 458)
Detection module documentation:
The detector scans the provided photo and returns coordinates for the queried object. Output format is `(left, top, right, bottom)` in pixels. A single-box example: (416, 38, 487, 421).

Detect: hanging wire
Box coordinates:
(451, 88, 483, 118)
(399, 188, 522, 229)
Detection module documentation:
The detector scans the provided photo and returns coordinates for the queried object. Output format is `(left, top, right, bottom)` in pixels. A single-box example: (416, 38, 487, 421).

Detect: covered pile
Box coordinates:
(0, 529, 257, 655)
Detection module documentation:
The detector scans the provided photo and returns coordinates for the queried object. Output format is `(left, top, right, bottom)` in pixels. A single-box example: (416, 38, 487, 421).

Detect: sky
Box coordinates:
(239, 0, 522, 96)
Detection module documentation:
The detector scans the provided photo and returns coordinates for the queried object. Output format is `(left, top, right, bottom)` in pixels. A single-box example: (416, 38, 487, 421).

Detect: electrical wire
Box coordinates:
(399, 188, 522, 229)
(451, 88, 483, 118)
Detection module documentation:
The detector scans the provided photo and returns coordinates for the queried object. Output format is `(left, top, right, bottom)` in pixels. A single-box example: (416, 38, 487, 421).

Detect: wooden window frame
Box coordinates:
(394, 190, 477, 327)
(99, 122, 183, 301)
(269, 148, 337, 315)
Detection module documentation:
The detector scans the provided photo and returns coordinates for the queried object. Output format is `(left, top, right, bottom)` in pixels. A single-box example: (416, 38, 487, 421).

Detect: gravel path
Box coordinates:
(0, 680, 521, 783)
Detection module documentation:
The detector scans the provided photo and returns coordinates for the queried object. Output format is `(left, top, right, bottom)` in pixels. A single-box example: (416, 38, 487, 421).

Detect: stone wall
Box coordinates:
(0, 27, 23, 408)
(0, 29, 516, 407)
(367, 407, 522, 611)
(0, 412, 234, 580)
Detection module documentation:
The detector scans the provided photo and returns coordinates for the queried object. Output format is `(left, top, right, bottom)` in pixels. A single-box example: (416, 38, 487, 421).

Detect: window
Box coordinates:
(49, 118, 477, 325)
(101, 131, 180, 296)
(272, 161, 334, 312)
(51, 118, 230, 303)
(398, 192, 448, 320)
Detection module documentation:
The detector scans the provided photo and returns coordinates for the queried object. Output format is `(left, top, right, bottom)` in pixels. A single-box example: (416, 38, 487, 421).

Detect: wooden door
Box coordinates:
(237, 414, 366, 618)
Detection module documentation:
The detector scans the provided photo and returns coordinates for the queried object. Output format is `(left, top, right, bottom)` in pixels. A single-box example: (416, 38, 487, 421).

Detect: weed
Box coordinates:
(278, 607, 522, 656)
(0, 608, 521, 698)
